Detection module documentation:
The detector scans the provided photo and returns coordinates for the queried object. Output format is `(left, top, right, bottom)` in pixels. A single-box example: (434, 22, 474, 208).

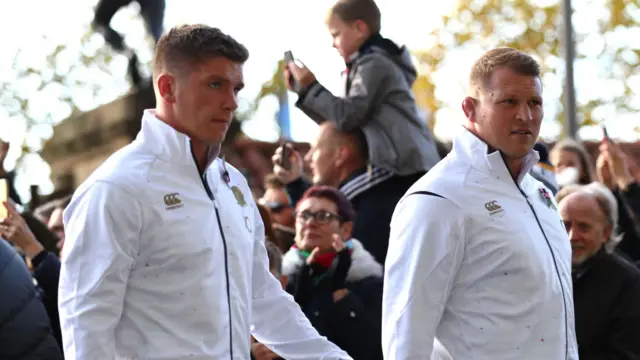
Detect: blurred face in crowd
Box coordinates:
(48, 207, 65, 255)
(294, 196, 352, 253)
(260, 188, 294, 227)
(559, 192, 611, 266)
(463, 67, 543, 172)
(551, 149, 583, 178)
(305, 123, 343, 186)
(326, 15, 368, 61)
(156, 56, 243, 146)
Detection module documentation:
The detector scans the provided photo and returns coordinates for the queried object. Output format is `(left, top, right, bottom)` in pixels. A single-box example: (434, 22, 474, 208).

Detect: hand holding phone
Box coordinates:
(601, 125, 610, 141)
(280, 142, 291, 170)
(284, 50, 299, 91)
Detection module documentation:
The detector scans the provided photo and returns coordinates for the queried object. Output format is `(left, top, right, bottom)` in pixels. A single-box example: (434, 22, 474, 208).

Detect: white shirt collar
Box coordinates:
(135, 109, 219, 171)
(453, 127, 540, 185)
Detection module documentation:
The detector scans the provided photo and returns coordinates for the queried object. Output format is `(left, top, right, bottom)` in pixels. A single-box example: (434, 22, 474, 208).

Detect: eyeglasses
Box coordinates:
(295, 210, 342, 224)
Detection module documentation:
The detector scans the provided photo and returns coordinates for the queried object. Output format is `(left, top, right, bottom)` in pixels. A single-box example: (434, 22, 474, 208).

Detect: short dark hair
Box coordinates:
(264, 173, 285, 189)
(470, 48, 540, 94)
(153, 25, 249, 79)
(33, 194, 73, 222)
(56, 194, 72, 210)
(297, 186, 356, 223)
(330, 0, 381, 34)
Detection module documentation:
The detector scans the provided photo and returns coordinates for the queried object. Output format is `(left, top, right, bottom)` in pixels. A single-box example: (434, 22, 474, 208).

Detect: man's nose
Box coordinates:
(222, 91, 239, 112)
(516, 103, 533, 122)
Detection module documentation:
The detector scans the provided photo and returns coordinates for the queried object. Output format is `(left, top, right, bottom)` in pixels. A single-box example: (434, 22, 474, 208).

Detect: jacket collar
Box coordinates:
(134, 110, 222, 189)
(453, 127, 539, 186)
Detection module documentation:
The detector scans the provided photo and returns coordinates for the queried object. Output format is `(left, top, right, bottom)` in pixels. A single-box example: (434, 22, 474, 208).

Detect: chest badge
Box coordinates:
(539, 187, 557, 211)
(231, 186, 247, 207)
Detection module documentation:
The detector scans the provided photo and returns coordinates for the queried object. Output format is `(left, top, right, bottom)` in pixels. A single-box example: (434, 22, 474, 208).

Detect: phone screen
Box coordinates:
(0, 179, 7, 219)
(284, 51, 295, 64)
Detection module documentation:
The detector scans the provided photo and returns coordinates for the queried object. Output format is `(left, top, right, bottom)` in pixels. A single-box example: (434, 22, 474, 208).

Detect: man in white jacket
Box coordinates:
(382, 48, 578, 359)
(58, 25, 351, 360)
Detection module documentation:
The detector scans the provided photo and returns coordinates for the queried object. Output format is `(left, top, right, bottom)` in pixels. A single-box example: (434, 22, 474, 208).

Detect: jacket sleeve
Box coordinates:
(619, 182, 640, 219)
(58, 180, 142, 359)
(295, 56, 389, 132)
(250, 204, 352, 360)
(32, 251, 63, 347)
(382, 193, 465, 359)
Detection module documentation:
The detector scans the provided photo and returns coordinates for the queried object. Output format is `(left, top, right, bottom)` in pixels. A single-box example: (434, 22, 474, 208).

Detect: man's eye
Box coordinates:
(210, 82, 221, 89)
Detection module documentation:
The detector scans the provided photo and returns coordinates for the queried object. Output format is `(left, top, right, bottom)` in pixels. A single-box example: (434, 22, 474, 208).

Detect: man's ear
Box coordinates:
(334, 145, 349, 168)
(462, 96, 477, 121)
(157, 73, 176, 104)
(353, 19, 369, 37)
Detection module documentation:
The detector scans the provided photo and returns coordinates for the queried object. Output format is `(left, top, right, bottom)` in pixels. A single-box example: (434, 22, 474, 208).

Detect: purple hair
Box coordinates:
(297, 186, 356, 223)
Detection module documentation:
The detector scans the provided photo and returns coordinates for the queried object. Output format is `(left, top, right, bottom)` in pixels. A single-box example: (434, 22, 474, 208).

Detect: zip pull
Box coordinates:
(212, 196, 220, 209)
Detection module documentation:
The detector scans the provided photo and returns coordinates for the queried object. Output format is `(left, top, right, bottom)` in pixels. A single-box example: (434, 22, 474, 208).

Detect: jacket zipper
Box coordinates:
(510, 172, 569, 360)
(192, 150, 234, 359)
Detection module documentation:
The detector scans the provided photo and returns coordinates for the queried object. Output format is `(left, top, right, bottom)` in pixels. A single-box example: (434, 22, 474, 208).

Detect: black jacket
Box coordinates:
(0, 240, 63, 360)
(282, 241, 383, 360)
(573, 248, 640, 359)
(614, 182, 640, 262)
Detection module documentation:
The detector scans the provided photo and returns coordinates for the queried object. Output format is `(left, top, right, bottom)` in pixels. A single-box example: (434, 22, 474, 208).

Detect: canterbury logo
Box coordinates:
(164, 193, 183, 210)
(484, 200, 503, 214)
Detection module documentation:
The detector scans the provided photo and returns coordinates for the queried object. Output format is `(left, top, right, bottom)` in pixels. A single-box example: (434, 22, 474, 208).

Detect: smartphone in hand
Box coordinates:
(601, 125, 610, 141)
(284, 50, 298, 90)
(0, 179, 7, 220)
(280, 142, 291, 170)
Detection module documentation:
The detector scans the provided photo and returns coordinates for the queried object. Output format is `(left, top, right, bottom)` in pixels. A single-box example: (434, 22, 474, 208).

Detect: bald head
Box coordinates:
(559, 188, 615, 266)
(306, 122, 368, 186)
(317, 122, 367, 162)
(560, 192, 603, 219)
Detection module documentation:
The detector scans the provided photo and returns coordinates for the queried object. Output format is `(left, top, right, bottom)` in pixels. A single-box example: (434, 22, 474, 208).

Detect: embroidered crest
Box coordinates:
(232, 186, 247, 207)
(539, 187, 557, 210)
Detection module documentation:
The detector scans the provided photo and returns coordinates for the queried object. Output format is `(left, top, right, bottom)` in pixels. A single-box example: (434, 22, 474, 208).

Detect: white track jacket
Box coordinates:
(58, 110, 351, 360)
(382, 128, 578, 359)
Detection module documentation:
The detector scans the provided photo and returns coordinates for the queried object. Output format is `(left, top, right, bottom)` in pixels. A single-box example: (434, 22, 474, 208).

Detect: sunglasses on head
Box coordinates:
(260, 200, 289, 213)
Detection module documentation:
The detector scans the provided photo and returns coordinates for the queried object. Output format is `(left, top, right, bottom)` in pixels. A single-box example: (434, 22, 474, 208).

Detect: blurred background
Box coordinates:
(0, 0, 638, 207)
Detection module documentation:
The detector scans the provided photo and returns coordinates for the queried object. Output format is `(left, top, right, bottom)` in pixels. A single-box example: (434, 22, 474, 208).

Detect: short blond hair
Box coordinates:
(469, 48, 540, 95)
